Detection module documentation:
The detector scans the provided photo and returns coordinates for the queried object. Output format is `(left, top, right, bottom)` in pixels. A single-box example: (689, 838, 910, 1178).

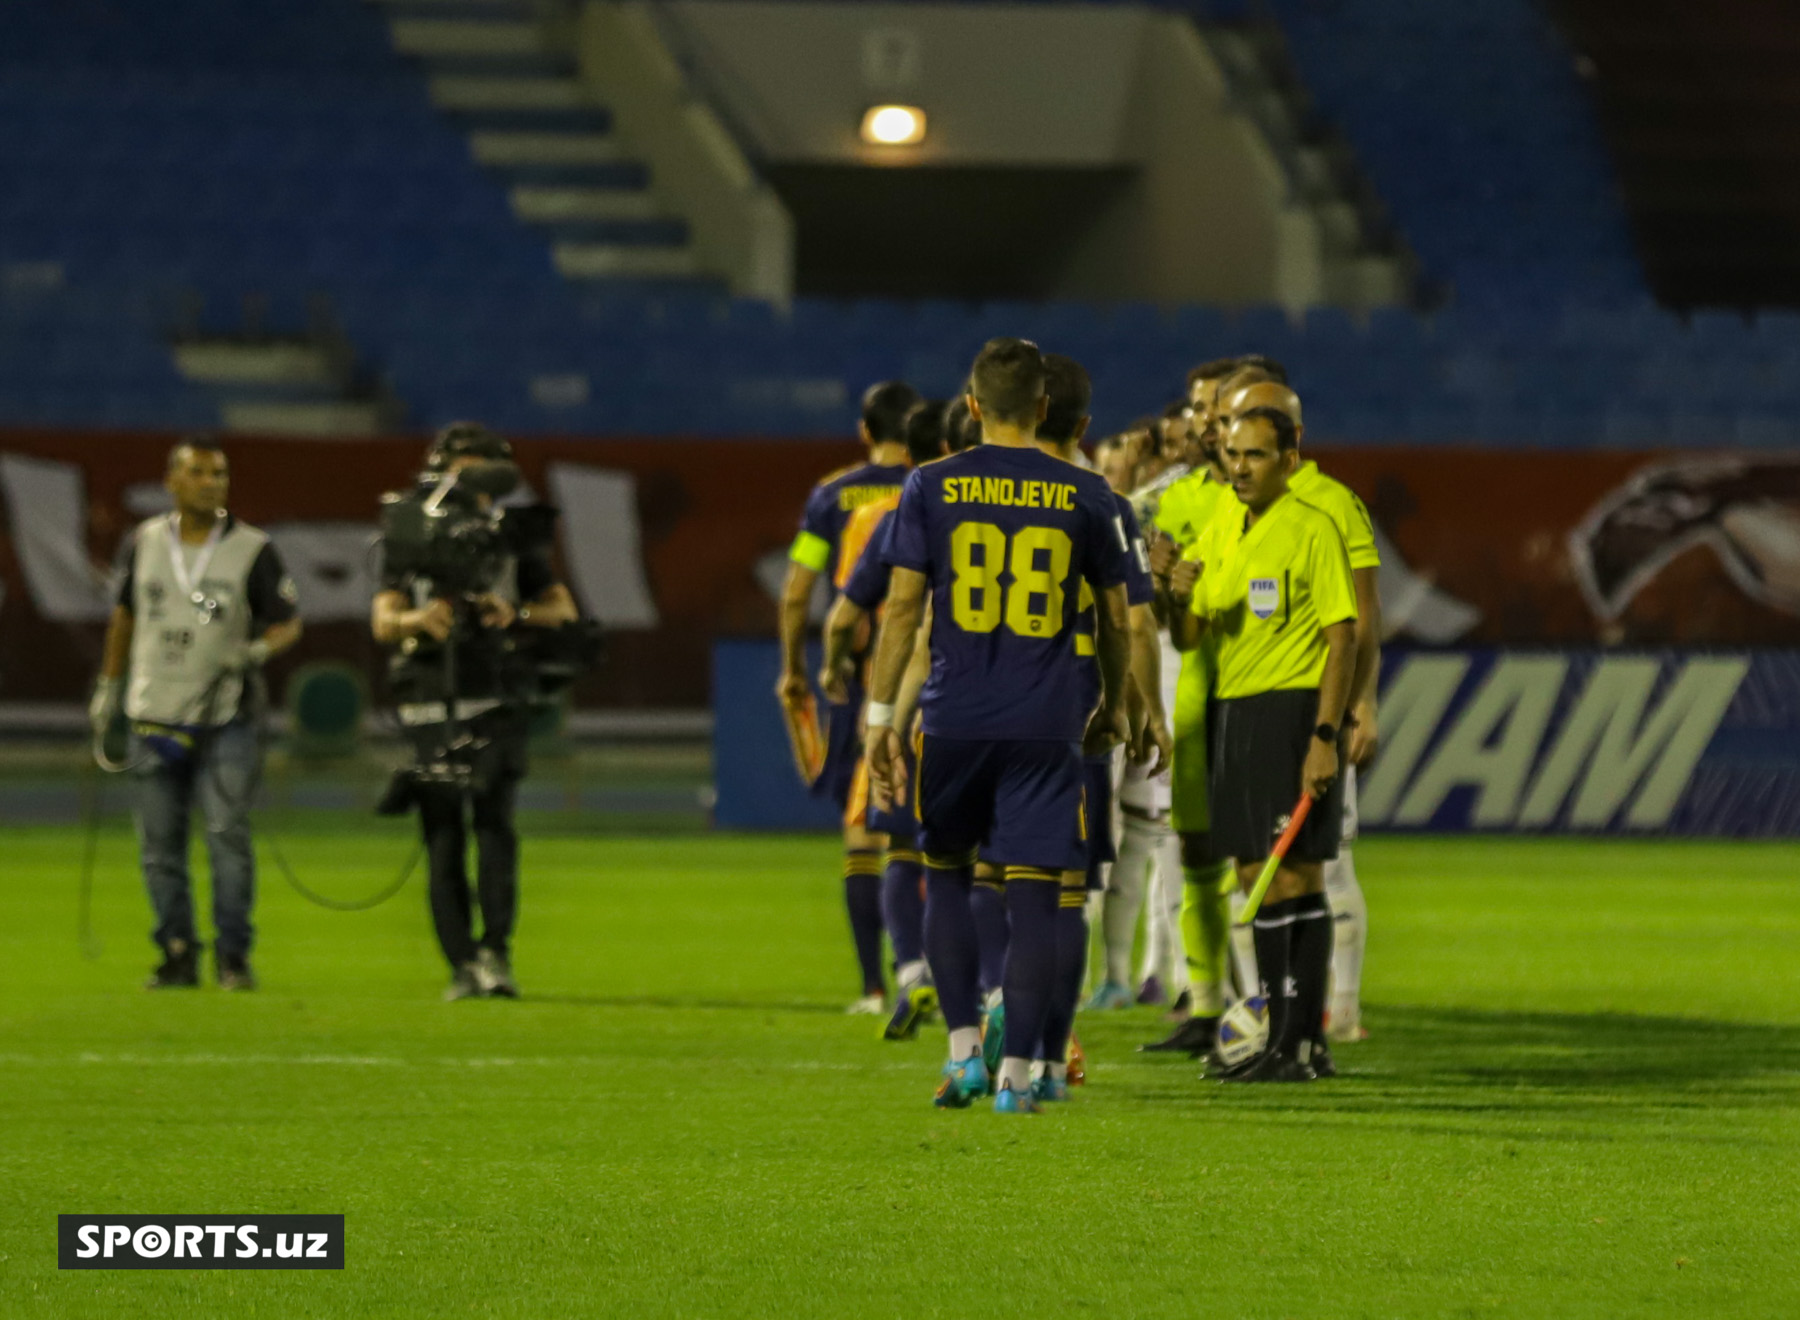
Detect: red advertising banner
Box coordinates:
(0, 429, 859, 708)
(1321, 449, 1800, 648)
(2, 430, 1798, 706)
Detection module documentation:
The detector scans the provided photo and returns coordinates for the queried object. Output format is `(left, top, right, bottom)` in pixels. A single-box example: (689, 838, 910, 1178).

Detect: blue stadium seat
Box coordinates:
(0, 0, 1787, 446)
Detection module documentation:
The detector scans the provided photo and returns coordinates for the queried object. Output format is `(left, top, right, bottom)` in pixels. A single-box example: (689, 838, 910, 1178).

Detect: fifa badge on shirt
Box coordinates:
(1248, 576, 1280, 620)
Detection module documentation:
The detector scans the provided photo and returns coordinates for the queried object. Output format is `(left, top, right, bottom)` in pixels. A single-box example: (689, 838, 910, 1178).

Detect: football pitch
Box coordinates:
(4, 824, 1800, 1318)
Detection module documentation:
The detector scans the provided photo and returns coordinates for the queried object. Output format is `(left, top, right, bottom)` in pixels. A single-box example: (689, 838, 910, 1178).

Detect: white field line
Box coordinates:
(0, 1052, 941, 1072)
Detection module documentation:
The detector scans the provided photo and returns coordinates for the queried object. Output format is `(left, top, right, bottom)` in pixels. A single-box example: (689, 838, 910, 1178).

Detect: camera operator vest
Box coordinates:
(125, 514, 272, 727)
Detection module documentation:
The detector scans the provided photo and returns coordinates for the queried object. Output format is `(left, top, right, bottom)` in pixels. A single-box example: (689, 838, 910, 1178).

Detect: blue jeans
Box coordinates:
(133, 718, 259, 959)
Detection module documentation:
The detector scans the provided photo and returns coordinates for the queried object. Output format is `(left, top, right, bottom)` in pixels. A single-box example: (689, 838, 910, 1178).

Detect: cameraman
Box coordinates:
(370, 422, 577, 1001)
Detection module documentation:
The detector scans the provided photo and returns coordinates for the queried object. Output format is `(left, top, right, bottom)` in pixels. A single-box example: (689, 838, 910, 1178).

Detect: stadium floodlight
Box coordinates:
(860, 104, 927, 146)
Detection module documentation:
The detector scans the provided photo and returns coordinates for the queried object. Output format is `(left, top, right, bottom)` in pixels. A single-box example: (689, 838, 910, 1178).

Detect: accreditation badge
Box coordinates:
(1248, 576, 1280, 620)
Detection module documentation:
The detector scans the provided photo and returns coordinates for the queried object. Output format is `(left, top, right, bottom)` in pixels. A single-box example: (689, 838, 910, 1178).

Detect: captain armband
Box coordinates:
(788, 531, 831, 573)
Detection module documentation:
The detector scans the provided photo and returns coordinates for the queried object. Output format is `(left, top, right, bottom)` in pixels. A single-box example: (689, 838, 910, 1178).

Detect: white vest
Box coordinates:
(125, 515, 270, 726)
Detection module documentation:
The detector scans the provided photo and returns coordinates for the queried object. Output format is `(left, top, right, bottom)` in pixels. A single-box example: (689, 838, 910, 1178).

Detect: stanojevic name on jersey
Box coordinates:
(942, 476, 1079, 510)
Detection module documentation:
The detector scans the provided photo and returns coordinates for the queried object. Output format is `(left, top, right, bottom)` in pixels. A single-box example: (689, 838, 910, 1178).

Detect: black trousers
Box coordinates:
(409, 709, 529, 969)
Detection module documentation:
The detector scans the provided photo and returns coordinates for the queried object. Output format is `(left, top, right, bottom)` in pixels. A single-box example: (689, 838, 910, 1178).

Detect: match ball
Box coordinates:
(1215, 995, 1269, 1068)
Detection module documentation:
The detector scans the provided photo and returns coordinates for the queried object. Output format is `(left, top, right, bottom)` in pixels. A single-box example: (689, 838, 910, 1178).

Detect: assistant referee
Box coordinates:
(1167, 406, 1356, 1083)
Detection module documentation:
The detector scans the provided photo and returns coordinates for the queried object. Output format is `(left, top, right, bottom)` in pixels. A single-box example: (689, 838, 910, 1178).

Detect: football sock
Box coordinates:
(999, 873, 1060, 1066)
(1139, 856, 1170, 986)
(1139, 833, 1185, 990)
(881, 852, 926, 968)
(1324, 848, 1367, 1027)
(1104, 814, 1157, 986)
(998, 1057, 1034, 1094)
(844, 851, 886, 994)
(948, 1026, 982, 1062)
(923, 863, 980, 1034)
(1183, 861, 1234, 1017)
(1179, 875, 1205, 992)
(1251, 896, 1298, 1054)
(1038, 880, 1089, 1064)
(1228, 886, 1259, 999)
(1289, 892, 1333, 1052)
(970, 878, 1010, 998)
(1157, 829, 1188, 993)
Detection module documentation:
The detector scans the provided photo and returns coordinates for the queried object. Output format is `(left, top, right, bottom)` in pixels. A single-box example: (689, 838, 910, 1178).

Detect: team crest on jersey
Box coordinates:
(1248, 576, 1280, 620)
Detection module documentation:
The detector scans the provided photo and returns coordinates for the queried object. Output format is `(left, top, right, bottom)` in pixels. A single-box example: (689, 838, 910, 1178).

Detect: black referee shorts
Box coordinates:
(1208, 688, 1346, 866)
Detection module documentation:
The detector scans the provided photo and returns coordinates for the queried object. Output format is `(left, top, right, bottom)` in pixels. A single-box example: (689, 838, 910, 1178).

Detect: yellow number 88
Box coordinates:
(948, 521, 1073, 638)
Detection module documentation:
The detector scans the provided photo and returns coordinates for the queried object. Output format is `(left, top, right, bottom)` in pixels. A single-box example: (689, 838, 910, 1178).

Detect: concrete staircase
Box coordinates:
(1204, 20, 1416, 310)
(375, 0, 700, 283)
(172, 295, 399, 436)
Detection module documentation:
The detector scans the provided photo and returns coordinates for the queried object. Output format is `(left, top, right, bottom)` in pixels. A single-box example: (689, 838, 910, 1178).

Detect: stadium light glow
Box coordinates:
(860, 104, 927, 146)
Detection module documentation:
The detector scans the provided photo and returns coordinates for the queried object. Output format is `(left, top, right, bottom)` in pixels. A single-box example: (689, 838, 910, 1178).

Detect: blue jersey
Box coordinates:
(886, 444, 1132, 741)
(788, 460, 909, 580)
(1118, 497, 1155, 606)
(843, 507, 896, 612)
(1074, 494, 1154, 718)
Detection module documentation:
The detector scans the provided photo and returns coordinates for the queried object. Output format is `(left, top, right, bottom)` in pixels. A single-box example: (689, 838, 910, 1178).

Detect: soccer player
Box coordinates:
(1091, 430, 1149, 496)
(1088, 401, 1207, 1014)
(865, 338, 1134, 1114)
(1087, 423, 1187, 1014)
(1132, 358, 1244, 1055)
(1030, 353, 1167, 1100)
(940, 396, 983, 452)
(1222, 378, 1382, 1041)
(821, 403, 953, 1040)
(1168, 406, 1357, 1082)
(776, 380, 920, 1013)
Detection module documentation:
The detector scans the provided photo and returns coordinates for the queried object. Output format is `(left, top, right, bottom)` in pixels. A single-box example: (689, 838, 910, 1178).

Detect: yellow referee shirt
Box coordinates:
(1289, 460, 1379, 572)
(1149, 469, 1231, 832)
(1190, 491, 1358, 700)
(1153, 469, 1230, 549)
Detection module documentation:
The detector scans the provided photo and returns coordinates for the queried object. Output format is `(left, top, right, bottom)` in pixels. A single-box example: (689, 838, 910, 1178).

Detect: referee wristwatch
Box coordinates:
(1314, 722, 1338, 744)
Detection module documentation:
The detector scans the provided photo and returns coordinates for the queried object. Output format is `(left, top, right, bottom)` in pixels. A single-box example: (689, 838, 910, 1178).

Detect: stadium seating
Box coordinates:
(0, 0, 1791, 445)
(1258, 0, 1644, 310)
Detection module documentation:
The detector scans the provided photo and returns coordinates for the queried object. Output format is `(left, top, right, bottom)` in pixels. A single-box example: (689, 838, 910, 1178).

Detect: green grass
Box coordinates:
(3, 826, 1800, 1318)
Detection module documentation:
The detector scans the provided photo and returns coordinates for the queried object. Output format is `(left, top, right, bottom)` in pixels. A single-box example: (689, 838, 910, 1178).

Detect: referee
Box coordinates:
(90, 438, 303, 991)
(1168, 406, 1356, 1082)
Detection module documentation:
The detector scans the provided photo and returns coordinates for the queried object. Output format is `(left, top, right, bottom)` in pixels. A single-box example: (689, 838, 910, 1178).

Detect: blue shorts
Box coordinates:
(917, 735, 1088, 874)
(810, 688, 863, 812)
(1085, 753, 1116, 876)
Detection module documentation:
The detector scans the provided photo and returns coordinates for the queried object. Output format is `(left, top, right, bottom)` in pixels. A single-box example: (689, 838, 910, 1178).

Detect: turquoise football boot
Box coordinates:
(932, 1054, 990, 1109)
(1084, 981, 1133, 1011)
(979, 1001, 1006, 1092)
(993, 1081, 1042, 1114)
(1030, 1074, 1069, 1103)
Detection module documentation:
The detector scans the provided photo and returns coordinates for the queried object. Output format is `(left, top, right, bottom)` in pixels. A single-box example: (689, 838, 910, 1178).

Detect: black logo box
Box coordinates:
(59, 1215, 344, 1270)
